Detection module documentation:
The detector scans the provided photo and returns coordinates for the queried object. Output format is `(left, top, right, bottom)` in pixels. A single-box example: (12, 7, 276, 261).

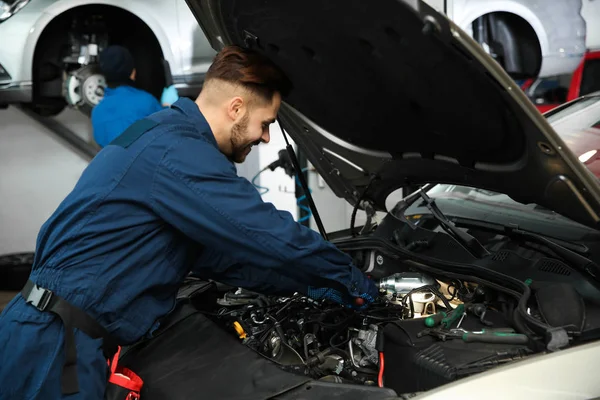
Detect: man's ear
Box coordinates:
(227, 96, 245, 122)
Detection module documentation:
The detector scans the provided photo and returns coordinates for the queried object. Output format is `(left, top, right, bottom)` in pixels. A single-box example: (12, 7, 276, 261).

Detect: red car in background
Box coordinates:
(522, 49, 600, 113)
(546, 92, 600, 178)
(569, 49, 600, 101)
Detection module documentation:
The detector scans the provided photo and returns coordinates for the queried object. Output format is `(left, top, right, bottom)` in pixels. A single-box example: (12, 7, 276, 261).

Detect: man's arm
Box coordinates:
(190, 246, 305, 296)
(149, 136, 375, 300)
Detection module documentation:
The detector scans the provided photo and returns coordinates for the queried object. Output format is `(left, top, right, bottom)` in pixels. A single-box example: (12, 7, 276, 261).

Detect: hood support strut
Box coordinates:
(279, 119, 329, 240)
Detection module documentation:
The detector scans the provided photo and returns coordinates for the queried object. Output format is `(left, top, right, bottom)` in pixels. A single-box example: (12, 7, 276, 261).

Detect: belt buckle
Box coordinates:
(26, 284, 53, 311)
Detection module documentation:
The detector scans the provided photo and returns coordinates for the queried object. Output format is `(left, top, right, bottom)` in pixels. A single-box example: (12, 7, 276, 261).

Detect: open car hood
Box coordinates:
(185, 0, 600, 230)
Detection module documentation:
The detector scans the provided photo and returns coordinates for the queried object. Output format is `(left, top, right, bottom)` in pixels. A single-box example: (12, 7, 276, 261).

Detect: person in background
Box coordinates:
(91, 45, 179, 147)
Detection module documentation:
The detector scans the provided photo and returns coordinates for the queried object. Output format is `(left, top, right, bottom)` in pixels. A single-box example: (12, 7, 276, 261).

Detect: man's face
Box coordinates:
(230, 92, 281, 163)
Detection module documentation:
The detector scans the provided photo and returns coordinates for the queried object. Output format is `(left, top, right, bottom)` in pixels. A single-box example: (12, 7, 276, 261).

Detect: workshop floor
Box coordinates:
(0, 106, 93, 310)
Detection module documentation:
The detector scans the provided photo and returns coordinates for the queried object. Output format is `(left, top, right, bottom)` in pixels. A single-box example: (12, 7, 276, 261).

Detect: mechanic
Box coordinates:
(0, 45, 379, 399)
(91, 45, 179, 147)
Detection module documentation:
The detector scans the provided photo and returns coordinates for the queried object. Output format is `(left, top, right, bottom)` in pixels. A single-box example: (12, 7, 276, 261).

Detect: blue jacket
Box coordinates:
(0, 98, 371, 399)
(91, 85, 163, 147)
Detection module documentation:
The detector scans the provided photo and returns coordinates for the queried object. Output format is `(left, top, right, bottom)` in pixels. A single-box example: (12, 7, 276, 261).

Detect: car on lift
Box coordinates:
(423, 0, 587, 79)
(101, 1, 600, 399)
(0, 0, 216, 116)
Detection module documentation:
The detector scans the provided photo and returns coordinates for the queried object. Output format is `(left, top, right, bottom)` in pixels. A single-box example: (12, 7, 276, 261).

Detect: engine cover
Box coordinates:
(382, 311, 531, 394)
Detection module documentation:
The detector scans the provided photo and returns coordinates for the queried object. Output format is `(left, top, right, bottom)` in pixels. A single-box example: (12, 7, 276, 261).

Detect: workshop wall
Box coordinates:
(306, 171, 398, 234)
(250, 122, 299, 219)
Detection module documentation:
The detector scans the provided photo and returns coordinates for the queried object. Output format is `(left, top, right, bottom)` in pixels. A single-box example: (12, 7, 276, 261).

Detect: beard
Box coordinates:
(230, 111, 259, 163)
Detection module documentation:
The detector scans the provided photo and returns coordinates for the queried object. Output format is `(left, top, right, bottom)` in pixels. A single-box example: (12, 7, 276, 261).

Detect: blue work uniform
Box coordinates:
(0, 98, 373, 399)
(91, 85, 163, 147)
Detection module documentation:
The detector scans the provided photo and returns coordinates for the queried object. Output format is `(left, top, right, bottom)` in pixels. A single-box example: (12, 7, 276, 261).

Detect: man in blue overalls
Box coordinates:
(0, 45, 379, 399)
(91, 45, 179, 147)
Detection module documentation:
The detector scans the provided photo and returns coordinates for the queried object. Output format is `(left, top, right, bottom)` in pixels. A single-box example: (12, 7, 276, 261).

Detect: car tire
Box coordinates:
(0, 252, 34, 291)
(24, 103, 66, 117)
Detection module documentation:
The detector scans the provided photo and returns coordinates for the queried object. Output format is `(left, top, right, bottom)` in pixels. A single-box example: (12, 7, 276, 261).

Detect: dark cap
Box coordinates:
(99, 45, 135, 84)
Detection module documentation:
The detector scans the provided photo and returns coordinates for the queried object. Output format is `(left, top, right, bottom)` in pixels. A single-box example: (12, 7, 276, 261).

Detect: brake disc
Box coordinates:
(63, 64, 106, 116)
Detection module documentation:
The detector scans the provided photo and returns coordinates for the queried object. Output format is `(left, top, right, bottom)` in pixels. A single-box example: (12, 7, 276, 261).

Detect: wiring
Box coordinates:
(378, 352, 385, 388)
(295, 167, 312, 223)
(252, 162, 313, 224)
(335, 236, 554, 335)
(251, 167, 270, 195)
(350, 175, 378, 237)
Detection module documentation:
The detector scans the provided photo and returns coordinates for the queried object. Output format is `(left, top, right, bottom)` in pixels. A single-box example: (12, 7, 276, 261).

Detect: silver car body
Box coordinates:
(0, 0, 216, 104)
(424, 0, 587, 77)
(582, 0, 600, 50)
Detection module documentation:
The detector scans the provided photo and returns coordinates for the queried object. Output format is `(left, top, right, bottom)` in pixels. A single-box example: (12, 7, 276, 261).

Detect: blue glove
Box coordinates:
(307, 273, 379, 310)
(161, 84, 179, 106)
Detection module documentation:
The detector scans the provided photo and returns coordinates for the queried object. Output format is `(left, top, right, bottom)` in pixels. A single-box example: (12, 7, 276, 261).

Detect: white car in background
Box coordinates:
(0, 0, 591, 117)
(582, 0, 600, 50)
(424, 0, 587, 78)
(0, 0, 216, 116)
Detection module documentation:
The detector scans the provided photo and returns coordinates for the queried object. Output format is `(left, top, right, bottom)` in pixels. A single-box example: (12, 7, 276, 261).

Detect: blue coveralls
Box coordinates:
(91, 85, 163, 147)
(0, 98, 372, 399)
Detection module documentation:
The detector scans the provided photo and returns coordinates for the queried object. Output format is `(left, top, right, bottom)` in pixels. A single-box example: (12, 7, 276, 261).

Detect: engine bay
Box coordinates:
(177, 209, 600, 396)
(202, 274, 532, 395)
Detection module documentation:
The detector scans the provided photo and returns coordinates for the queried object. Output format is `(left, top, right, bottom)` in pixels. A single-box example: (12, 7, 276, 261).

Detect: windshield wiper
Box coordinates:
(390, 187, 490, 259)
(452, 218, 600, 280)
(507, 227, 600, 279)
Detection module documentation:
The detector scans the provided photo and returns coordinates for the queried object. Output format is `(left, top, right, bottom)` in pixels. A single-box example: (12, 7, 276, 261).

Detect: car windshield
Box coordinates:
(401, 96, 600, 241)
(402, 184, 596, 241)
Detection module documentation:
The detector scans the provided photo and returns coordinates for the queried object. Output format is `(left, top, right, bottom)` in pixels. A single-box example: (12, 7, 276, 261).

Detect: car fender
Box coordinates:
(18, 0, 180, 83)
(450, 0, 550, 57)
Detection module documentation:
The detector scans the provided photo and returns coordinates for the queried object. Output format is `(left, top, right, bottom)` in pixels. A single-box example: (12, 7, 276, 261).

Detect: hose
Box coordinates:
(251, 167, 270, 195)
(335, 236, 553, 335)
(295, 168, 312, 223)
(252, 163, 312, 224)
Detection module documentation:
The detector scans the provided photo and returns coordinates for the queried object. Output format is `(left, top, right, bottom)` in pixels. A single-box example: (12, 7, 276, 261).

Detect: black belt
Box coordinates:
(22, 279, 119, 395)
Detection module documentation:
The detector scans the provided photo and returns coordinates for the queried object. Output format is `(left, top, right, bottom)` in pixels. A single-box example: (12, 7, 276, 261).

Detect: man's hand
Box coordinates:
(307, 275, 379, 310)
(161, 85, 179, 107)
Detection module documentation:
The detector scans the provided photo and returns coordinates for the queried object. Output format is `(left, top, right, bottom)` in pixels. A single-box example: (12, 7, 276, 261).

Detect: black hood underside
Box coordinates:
(186, 0, 600, 230)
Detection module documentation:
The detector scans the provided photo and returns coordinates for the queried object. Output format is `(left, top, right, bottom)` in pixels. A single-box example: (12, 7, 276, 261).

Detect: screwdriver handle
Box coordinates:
(441, 304, 465, 328)
(424, 312, 446, 327)
(462, 332, 529, 345)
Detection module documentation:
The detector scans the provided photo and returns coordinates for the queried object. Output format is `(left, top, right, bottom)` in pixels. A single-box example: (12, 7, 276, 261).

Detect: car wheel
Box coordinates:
(32, 5, 165, 119)
(23, 102, 66, 117)
(472, 12, 542, 80)
(0, 252, 34, 291)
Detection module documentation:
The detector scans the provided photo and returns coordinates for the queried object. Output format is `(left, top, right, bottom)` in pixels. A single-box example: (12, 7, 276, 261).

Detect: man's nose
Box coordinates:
(261, 130, 270, 144)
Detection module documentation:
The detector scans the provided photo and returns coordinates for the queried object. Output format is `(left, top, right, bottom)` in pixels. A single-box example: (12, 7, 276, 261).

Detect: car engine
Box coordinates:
(192, 207, 600, 395)
(204, 269, 533, 394)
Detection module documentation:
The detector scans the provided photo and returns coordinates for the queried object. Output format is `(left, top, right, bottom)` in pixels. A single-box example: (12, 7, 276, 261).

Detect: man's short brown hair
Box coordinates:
(204, 45, 292, 102)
